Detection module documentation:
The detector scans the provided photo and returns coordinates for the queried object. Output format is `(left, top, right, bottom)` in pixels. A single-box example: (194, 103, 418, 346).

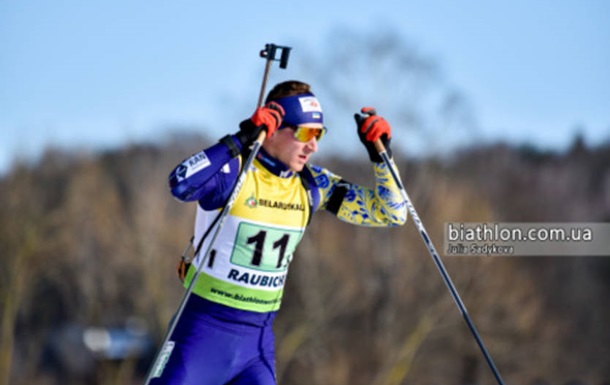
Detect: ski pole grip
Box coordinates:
(255, 129, 267, 144)
(374, 139, 387, 154)
(260, 44, 277, 60)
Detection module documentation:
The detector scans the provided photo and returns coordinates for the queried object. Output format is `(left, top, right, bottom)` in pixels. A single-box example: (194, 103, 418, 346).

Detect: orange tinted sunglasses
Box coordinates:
(289, 126, 327, 143)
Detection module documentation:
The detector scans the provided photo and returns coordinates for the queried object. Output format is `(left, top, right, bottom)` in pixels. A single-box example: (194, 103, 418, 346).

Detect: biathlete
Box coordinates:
(153, 80, 407, 385)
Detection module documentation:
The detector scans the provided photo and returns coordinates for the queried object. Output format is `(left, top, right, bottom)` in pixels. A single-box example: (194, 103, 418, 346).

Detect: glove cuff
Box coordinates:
(238, 119, 263, 146)
(365, 136, 392, 163)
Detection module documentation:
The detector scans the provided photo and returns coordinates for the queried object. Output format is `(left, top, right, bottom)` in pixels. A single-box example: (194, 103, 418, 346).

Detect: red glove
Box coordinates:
(354, 107, 392, 162)
(249, 101, 285, 138)
(357, 107, 391, 142)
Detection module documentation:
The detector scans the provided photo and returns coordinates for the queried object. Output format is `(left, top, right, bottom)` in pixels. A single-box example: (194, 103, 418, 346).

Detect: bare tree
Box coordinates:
(290, 26, 479, 158)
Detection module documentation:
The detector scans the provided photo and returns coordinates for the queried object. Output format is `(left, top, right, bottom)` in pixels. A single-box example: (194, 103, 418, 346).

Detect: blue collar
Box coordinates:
(256, 148, 294, 178)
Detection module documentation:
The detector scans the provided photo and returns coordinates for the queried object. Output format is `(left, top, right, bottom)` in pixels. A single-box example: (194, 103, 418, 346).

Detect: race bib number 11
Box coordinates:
(231, 223, 303, 272)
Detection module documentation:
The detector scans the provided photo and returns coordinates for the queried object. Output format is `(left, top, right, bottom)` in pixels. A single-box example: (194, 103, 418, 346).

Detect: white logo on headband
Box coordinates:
(298, 96, 322, 113)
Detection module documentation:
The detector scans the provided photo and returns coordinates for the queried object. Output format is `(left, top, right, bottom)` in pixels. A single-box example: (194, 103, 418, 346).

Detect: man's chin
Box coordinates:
(289, 162, 305, 172)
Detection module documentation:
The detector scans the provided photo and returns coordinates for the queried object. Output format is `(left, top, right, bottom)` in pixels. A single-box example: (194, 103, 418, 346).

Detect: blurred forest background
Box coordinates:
(2, 30, 610, 385)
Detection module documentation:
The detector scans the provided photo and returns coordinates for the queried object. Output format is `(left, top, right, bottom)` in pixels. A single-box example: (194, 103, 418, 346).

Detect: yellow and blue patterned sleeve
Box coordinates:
(309, 160, 407, 227)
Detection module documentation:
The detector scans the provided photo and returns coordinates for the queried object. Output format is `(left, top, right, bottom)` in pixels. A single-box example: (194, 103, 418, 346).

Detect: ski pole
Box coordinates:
(372, 135, 505, 385)
(144, 43, 292, 384)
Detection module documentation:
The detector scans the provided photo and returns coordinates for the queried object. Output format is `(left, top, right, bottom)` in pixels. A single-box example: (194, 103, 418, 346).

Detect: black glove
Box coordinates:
(354, 107, 392, 163)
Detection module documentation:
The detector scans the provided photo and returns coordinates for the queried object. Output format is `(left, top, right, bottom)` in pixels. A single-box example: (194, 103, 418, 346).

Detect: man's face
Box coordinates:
(262, 126, 320, 172)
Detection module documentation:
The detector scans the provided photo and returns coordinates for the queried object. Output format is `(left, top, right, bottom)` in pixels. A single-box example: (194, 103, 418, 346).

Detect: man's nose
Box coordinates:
(305, 137, 318, 153)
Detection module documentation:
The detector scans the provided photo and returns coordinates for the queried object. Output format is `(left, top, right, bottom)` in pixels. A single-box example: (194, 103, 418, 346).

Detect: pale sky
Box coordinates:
(1, 0, 609, 174)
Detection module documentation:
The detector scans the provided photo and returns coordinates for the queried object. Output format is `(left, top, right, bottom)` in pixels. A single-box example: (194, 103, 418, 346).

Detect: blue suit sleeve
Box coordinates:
(168, 135, 243, 208)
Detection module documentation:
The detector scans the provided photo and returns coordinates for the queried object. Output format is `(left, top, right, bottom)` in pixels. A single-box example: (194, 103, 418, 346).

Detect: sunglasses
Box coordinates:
(288, 126, 327, 143)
